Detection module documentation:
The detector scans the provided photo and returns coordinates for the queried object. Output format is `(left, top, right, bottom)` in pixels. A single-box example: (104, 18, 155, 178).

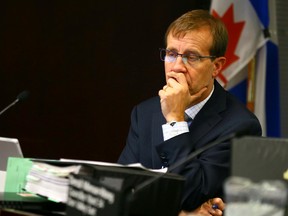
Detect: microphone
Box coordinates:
(0, 90, 30, 116)
(130, 130, 246, 195)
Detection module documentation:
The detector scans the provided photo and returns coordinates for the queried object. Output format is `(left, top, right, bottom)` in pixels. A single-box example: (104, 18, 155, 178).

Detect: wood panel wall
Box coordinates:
(0, 0, 210, 162)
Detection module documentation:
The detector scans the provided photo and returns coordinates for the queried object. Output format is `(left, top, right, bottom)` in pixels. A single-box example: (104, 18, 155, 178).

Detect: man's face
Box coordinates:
(165, 26, 224, 100)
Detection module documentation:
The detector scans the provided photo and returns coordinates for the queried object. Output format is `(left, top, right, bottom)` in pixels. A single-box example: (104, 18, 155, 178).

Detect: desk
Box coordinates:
(0, 209, 42, 216)
(0, 209, 65, 216)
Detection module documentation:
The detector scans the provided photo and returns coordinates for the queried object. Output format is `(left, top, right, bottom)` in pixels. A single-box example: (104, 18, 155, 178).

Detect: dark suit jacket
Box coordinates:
(118, 80, 262, 211)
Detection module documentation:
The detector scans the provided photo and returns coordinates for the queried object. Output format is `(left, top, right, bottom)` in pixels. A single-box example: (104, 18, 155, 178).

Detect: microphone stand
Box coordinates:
(0, 99, 19, 116)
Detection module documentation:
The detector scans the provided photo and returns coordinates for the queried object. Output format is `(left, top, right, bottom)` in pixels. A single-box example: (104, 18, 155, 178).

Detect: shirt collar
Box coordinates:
(185, 85, 214, 120)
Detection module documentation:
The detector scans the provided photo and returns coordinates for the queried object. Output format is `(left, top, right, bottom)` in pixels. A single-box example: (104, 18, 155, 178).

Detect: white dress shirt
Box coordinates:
(162, 86, 215, 141)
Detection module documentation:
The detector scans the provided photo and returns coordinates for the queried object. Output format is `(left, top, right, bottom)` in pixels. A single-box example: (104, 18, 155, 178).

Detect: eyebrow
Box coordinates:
(167, 48, 201, 56)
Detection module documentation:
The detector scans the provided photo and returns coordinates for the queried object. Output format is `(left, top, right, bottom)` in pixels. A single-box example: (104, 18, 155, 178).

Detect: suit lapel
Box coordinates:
(188, 114, 222, 146)
(188, 81, 227, 146)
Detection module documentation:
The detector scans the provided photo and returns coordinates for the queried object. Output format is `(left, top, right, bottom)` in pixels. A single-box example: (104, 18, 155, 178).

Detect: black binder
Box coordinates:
(66, 165, 185, 216)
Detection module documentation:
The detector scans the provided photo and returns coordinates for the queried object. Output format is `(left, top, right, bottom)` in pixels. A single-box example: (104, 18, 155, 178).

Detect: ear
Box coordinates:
(212, 57, 226, 78)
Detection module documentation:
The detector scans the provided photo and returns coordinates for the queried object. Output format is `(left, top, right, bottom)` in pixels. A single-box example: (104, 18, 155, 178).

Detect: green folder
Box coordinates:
(4, 157, 33, 193)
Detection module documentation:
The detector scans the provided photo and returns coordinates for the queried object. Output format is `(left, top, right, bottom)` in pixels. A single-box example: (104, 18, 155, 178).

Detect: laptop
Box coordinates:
(0, 137, 23, 171)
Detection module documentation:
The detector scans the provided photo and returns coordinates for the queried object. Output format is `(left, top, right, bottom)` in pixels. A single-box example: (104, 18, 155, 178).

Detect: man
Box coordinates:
(118, 9, 262, 215)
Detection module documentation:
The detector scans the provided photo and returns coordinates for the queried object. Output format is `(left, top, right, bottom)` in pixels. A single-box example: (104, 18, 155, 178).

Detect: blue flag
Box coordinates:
(210, 0, 281, 137)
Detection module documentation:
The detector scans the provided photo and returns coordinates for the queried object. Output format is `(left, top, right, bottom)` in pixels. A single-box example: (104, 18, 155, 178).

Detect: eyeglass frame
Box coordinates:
(159, 48, 217, 66)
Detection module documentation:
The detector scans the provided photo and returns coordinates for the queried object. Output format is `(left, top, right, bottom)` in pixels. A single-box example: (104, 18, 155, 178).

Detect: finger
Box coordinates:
(158, 89, 166, 100)
(167, 72, 188, 86)
(201, 203, 217, 216)
(163, 85, 168, 91)
(213, 209, 223, 216)
(166, 77, 178, 88)
(203, 199, 223, 216)
(208, 208, 222, 216)
(211, 198, 225, 211)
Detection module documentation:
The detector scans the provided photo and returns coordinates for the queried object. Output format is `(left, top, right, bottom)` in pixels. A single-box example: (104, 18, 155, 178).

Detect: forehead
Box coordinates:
(166, 26, 213, 54)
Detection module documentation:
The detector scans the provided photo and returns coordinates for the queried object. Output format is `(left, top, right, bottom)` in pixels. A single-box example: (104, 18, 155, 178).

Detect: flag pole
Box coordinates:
(247, 57, 256, 112)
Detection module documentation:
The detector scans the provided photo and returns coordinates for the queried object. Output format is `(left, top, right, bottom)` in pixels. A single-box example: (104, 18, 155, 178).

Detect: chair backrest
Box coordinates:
(231, 136, 288, 182)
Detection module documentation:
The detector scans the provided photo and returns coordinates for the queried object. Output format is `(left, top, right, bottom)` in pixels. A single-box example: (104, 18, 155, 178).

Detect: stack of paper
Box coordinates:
(25, 161, 83, 203)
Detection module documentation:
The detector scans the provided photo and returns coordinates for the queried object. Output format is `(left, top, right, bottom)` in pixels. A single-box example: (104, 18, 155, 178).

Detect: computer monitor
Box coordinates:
(0, 137, 23, 171)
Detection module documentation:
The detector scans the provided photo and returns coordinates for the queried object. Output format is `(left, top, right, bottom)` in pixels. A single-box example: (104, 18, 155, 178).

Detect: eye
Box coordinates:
(187, 54, 199, 62)
(166, 50, 177, 57)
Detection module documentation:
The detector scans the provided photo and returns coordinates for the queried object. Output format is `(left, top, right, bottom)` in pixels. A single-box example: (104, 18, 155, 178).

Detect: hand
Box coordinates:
(158, 72, 207, 122)
(178, 198, 225, 216)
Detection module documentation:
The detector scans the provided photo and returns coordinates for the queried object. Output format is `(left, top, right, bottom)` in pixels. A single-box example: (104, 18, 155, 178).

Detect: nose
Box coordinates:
(171, 56, 187, 72)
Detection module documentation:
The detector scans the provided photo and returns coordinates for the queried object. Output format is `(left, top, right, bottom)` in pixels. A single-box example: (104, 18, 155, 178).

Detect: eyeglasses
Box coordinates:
(159, 48, 216, 66)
